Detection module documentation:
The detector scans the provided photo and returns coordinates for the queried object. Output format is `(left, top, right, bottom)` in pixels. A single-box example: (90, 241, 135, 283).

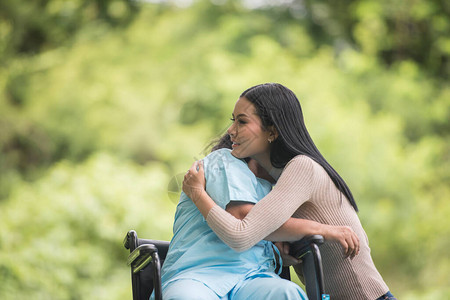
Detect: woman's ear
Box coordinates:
(269, 126, 279, 141)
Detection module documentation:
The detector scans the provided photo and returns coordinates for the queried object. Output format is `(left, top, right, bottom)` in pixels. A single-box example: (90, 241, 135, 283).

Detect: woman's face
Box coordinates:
(227, 97, 272, 163)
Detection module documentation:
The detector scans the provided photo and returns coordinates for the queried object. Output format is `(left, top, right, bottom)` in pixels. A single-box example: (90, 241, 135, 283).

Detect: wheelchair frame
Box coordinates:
(124, 230, 329, 300)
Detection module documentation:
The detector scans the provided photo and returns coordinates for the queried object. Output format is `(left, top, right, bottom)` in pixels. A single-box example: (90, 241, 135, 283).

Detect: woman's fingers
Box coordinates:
(188, 161, 198, 175)
(182, 160, 206, 201)
(184, 161, 200, 181)
(187, 160, 204, 175)
(340, 240, 349, 258)
(325, 224, 360, 259)
(346, 235, 355, 258)
(345, 229, 359, 259)
(197, 160, 204, 176)
(337, 226, 359, 259)
(347, 228, 360, 259)
(182, 162, 196, 194)
(351, 231, 360, 258)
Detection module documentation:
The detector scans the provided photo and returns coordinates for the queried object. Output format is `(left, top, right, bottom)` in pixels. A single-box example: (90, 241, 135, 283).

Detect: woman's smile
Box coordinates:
(231, 139, 241, 148)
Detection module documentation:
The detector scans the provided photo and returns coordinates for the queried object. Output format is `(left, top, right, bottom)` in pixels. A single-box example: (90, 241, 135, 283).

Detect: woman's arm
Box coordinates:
(183, 157, 359, 256)
(202, 196, 323, 242)
(225, 201, 319, 241)
(219, 199, 359, 258)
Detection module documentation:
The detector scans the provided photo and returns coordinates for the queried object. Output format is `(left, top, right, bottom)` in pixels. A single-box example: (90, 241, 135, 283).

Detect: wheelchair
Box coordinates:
(124, 230, 330, 300)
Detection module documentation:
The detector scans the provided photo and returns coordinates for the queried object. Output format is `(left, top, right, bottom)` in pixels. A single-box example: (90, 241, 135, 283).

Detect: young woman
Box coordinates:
(183, 83, 396, 300)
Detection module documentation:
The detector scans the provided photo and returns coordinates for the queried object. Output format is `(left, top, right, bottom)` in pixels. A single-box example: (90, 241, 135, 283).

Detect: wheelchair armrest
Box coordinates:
(289, 235, 327, 300)
(124, 230, 169, 300)
(289, 235, 324, 259)
(127, 244, 159, 274)
(138, 239, 170, 258)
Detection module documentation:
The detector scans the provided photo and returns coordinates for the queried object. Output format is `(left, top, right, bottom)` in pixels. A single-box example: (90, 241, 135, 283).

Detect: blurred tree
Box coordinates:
(245, 0, 450, 79)
(0, 0, 139, 59)
(0, 0, 142, 198)
(0, 153, 173, 299)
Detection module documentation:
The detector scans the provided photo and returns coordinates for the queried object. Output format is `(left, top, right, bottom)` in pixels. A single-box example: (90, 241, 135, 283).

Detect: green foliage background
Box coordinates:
(0, 0, 449, 299)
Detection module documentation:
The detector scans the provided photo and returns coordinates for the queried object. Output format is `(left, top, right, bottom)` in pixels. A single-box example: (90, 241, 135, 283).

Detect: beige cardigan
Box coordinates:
(206, 155, 389, 300)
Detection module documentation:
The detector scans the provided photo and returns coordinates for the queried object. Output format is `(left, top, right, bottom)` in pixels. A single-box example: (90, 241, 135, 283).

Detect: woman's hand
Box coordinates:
(274, 242, 301, 266)
(182, 160, 206, 202)
(322, 224, 360, 259)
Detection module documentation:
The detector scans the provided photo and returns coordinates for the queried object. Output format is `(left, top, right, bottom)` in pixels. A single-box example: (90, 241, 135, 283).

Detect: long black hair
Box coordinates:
(215, 83, 358, 211)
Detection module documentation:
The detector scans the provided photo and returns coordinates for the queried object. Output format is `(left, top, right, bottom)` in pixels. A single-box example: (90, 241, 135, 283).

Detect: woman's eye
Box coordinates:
(230, 117, 246, 125)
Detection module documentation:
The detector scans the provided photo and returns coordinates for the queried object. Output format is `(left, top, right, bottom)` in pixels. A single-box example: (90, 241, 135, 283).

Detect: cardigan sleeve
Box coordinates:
(206, 155, 316, 252)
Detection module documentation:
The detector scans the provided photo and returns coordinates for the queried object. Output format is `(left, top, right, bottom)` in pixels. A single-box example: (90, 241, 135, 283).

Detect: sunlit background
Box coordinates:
(0, 0, 449, 299)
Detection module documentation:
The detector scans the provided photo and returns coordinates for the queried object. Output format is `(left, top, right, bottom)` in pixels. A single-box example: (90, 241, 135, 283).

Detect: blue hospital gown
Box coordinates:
(159, 148, 278, 297)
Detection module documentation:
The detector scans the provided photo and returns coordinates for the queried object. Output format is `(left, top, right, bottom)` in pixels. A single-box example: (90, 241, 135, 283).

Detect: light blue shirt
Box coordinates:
(160, 149, 277, 297)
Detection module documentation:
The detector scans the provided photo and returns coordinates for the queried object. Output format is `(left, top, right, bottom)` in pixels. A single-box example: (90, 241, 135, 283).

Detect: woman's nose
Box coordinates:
(227, 123, 236, 137)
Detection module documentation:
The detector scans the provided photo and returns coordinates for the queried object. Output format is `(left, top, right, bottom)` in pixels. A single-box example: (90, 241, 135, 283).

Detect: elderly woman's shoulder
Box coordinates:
(204, 148, 245, 169)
